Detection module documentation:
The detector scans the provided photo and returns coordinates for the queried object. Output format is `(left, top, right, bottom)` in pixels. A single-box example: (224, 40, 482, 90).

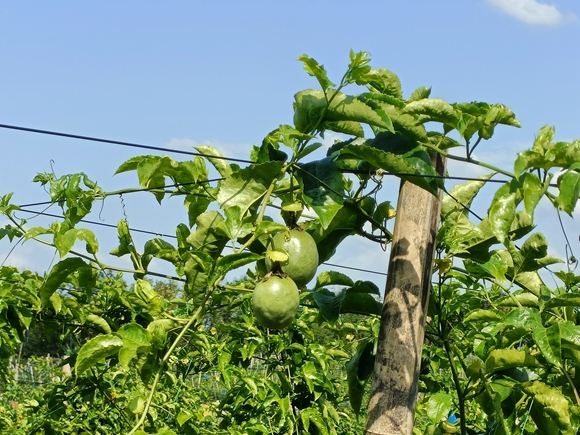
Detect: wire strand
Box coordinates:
(0, 123, 254, 164)
(14, 208, 389, 278)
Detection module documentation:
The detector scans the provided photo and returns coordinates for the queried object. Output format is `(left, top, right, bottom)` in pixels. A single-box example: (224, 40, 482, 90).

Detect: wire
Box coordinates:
(16, 179, 226, 209)
(0, 122, 561, 187)
(14, 208, 389, 278)
(0, 123, 254, 164)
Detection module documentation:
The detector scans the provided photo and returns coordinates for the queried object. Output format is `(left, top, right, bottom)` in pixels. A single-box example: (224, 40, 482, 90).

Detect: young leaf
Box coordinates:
(297, 54, 336, 91)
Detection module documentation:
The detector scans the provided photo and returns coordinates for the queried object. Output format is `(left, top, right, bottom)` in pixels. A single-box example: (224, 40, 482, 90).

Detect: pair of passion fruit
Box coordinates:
(252, 229, 318, 330)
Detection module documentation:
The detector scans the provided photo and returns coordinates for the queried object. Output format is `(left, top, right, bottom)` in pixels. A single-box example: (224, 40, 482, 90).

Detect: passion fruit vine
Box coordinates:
(265, 229, 319, 288)
(252, 275, 300, 329)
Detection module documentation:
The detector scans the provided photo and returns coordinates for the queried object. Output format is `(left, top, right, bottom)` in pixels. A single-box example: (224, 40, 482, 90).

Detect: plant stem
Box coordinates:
(126, 304, 205, 435)
(422, 142, 516, 179)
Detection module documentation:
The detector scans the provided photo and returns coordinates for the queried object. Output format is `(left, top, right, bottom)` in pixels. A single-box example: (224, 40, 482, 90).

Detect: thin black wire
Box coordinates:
(15, 208, 389, 278)
(0, 123, 254, 164)
(17, 179, 225, 209)
(0, 121, 561, 188)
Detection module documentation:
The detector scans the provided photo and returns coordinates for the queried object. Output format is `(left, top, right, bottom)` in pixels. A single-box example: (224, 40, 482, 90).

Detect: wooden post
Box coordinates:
(365, 154, 446, 435)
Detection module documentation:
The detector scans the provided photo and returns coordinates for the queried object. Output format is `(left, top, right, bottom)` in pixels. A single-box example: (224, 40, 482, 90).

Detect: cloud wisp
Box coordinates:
(164, 138, 254, 160)
(486, 0, 577, 26)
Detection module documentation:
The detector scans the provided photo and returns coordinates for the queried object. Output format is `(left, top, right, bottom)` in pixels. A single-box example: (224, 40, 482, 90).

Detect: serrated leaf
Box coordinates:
(544, 293, 580, 309)
(404, 98, 459, 127)
(75, 334, 123, 377)
(408, 86, 431, 102)
(312, 288, 347, 322)
(520, 381, 575, 434)
(217, 161, 284, 216)
(338, 133, 438, 195)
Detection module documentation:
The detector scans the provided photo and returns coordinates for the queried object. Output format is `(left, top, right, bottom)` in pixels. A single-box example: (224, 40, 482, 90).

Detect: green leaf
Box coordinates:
(40, 258, 88, 307)
(365, 69, 403, 98)
(312, 288, 347, 322)
(117, 323, 151, 368)
(350, 280, 380, 295)
(426, 392, 453, 424)
(217, 161, 284, 216)
(346, 340, 375, 414)
(502, 307, 542, 330)
(408, 86, 431, 102)
(479, 254, 508, 281)
(464, 309, 503, 323)
(322, 120, 364, 137)
(75, 334, 123, 377)
(217, 206, 254, 241)
(556, 165, 580, 216)
(403, 98, 459, 127)
(193, 145, 233, 178)
(298, 156, 346, 229)
(85, 314, 111, 334)
(186, 211, 227, 254)
(293, 89, 396, 134)
(521, 172, 544, 217)
(341, 293, 381, 316)
(184, 193, 212, 228)
(212, 252, 262, 286)
(315, 270, 354, 288)
(297, 54, 335, 91)
(488, 191, 516, 245)
(544, 293, 580, 309)
(338, 132, 439, 195)
(533, 325, 562, 367)
(519, 232, 563, 272)
(485, 349, 541, 374)
(520, 381, 575, 434)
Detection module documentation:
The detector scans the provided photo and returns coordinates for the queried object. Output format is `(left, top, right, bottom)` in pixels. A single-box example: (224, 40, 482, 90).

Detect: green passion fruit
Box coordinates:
(265, 229, 319, 288)
(252, 276, 300, 329)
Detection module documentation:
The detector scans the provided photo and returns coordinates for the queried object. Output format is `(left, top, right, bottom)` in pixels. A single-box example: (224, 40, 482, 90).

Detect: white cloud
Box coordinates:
(486, 0, 577, 26)
(164, 138, 253, 161)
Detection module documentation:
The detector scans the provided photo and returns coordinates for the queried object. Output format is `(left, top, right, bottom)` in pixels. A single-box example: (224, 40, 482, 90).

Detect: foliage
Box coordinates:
(1, 49, 579, 435)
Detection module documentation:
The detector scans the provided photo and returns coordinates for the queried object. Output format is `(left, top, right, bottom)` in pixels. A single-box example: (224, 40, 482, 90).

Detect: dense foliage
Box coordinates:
(1, 50, 580, 434)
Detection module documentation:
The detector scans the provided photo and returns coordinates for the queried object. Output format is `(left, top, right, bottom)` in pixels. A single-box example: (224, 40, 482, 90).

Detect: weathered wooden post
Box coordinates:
(365, 154, 446, 435)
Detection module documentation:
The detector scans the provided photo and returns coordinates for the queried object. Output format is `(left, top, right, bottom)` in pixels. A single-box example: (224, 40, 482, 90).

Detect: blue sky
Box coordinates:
(1, 0, 579, 288)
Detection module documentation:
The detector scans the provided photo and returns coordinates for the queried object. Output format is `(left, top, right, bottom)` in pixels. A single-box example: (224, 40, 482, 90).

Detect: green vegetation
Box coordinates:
(1, 49, 580, 434)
